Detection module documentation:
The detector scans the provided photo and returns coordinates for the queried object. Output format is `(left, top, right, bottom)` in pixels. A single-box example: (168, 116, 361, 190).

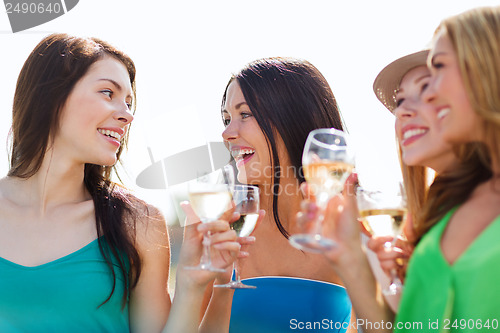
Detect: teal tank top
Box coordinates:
(0, 238, 130, 333)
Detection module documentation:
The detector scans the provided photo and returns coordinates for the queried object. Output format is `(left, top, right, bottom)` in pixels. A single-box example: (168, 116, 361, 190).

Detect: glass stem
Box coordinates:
(390, 269, 403, 287)
(314, 193, 328, 234)
(200, 231, 212, 268)
(233, 260, 241, 283)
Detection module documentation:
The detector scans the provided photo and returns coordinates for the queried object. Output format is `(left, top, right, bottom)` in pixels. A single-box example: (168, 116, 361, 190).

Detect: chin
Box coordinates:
(402, 153, 423, 167)
(237, 171, 249, 184)
(94, 155, 118, 167)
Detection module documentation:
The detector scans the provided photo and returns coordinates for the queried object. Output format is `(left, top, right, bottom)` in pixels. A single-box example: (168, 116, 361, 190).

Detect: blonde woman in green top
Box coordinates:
(299, 8, 497, 330)
(401, 5, 500, 331)
(372, 5, 500, 331)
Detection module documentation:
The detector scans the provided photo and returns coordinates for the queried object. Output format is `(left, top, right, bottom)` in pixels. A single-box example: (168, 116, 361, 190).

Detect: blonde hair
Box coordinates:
(402, 7, 500, 245)
(439, 6, 500, 168)
(398, 146, 428, 243)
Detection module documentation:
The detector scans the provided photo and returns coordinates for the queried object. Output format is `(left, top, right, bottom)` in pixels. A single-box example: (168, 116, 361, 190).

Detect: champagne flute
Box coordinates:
(357, 186, 406, 295)
(289, 128, 355, 253)
(214, 185, 260, 289)
(185, 165, 235, 272)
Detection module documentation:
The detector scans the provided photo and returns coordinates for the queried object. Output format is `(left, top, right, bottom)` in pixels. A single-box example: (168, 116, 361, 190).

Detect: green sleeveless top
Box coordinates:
(0, 238, 130, 333)
(395, 207, 500, 332)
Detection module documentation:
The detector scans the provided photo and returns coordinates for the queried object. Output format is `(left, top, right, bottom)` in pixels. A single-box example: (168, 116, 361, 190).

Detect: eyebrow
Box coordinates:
(98, 78, 132, 98)
(221, 101, 248, 114)
(429, 52, 447, 65)
(234, 102, 248, 109)
(396, 72, 431, 95)
(415, 74, 431, 83)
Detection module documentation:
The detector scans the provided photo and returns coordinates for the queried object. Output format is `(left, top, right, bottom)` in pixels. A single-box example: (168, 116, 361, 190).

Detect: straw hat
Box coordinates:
(373, 50, 429, 113)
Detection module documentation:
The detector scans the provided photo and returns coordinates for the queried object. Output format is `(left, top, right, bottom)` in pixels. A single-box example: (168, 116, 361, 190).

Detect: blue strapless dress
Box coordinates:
(229, 276, 352, 332)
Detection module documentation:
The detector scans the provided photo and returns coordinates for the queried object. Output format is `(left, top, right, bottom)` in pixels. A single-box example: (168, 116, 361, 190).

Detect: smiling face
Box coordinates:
(424, 29, 483, 145)
(222, 80, 276, 185)
(53, 56, 134, 166)
(394, 65, 456, 172)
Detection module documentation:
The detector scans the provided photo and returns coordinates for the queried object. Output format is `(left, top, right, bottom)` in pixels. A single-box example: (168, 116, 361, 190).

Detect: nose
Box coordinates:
(114, 102, 134, 125)
(222, 119, 239, 142)
(422, 77, 437, 104)
(394, 100, 416, 119)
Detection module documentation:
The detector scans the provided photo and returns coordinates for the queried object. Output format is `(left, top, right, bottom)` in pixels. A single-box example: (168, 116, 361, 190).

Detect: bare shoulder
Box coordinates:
(122, 193, 170, 252)
(0, 177, 15, 202)
(0, 176, 25, 214)
(0, 178, 9, 217)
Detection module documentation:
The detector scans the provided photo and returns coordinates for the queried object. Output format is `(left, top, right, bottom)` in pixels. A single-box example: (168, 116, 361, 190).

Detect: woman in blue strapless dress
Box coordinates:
(199, 57, 354, 332)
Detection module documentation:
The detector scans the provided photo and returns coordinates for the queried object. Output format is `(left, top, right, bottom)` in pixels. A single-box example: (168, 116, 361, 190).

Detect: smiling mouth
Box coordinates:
(231, 148, 256, 163)
(402, 128, 428, 141)
(98, 129, 122, 141)
(437, 108, 450, 119)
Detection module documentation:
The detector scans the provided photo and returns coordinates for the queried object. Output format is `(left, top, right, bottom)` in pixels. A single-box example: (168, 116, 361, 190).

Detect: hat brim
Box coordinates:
(373, 50, 430, 113)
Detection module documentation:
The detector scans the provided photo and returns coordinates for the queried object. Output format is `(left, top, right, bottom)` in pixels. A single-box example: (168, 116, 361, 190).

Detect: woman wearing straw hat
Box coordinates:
(298, 45, 489, 332)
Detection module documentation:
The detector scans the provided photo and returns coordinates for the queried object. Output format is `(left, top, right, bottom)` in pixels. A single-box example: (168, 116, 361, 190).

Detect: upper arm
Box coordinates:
(129, 203, 172, 333)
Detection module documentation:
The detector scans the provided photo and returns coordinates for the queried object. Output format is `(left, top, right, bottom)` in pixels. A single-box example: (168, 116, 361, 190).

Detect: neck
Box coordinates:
(9, 148, 89, 216)
(259, 174, 302, 233)
(492, 158, 500, 176)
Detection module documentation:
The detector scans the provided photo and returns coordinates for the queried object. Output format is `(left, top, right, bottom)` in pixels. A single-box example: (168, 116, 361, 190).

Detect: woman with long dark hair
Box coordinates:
(200, 57, 354, 333)
(0, 33, 172, 332)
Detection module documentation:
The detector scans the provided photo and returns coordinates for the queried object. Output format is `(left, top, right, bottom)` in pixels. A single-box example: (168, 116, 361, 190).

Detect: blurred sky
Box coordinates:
(1, 0, 498, 224)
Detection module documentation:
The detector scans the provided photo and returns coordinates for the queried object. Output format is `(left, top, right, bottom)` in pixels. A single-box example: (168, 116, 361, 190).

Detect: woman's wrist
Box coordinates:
(330, 244, 370, 278)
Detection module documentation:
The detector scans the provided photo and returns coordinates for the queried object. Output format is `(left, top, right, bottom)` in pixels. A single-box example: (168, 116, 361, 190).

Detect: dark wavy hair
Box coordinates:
(221, 57, 344, 238)
(8, 33, 140, 307)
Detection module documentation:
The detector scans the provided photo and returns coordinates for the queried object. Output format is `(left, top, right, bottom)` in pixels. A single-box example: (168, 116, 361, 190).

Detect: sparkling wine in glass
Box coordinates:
(357, 186, 406, 295)
(185, 165, 234, 272)
(358, 208, 407, 238)
(289, 128, 355, 253)
(214, 185, 259, 289)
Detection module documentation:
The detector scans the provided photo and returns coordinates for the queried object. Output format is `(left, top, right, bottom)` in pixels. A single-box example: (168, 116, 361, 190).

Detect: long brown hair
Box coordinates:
(413, 143, 491, 244)
(8, 33, 141, 306)
(438, 6, 500, 171)
(409, 7, 500, 243)
(221, 57, 344, 239)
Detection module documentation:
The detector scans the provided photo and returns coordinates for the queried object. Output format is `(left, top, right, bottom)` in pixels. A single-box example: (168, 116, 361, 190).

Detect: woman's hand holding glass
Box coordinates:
(296, 173, 362, 266)
(365, 235, 413, 284)
(214, 185, 263, 289)
(185, 165, 235, 272)
(356, 185, 407, 295)
(290, 128, 355, 253)
(178, 201, 242, 288)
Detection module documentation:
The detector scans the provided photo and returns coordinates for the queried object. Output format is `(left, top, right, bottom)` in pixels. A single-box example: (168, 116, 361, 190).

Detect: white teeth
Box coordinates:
(98, 129, 121, 141)
(240, 149, 255, 155)
(437, 108, 450, 119)
(231, 148, 255, 159)
(403, 128, 427, 140)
